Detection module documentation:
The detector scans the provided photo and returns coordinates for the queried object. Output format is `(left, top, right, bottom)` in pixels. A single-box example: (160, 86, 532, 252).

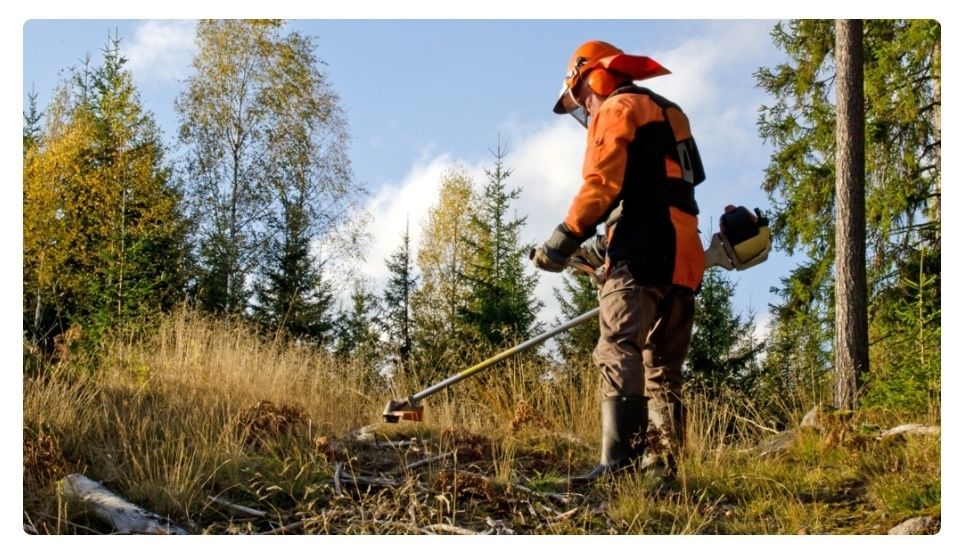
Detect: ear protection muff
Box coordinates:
(586, 67, 617, 96)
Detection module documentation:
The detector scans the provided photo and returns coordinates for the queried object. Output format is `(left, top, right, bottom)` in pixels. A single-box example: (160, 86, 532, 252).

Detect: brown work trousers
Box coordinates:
(592, 263, 694, 457)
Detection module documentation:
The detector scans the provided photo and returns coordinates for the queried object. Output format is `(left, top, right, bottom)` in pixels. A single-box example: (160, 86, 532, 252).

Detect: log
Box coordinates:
(60, 474, 189, 535)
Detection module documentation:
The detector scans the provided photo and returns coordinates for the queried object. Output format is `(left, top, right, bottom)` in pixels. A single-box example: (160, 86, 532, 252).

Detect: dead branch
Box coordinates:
(207, 495, 268, 518)
(335, 470, 401, 488)
(399, 452, 454, 472)
(421, 523, 477, 535)
(258, 519, 306, 535)
(333, 462, 344, 495)
(509, 481, 578, 506)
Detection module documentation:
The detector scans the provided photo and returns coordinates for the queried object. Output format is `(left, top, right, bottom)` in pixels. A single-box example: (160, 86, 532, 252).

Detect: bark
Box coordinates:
(60, 474, 189, 535)
(932, 39, 941, 242)
(834, 19, 869, 410)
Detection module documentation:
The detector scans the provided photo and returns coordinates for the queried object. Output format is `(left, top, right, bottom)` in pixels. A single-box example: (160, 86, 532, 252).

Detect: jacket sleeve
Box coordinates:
(562, 95, 661, 237)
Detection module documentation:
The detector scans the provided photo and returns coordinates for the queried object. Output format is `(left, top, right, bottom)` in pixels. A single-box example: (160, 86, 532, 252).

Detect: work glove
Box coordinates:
(532, 223, 585, 273)
(531, 246, 567, 272)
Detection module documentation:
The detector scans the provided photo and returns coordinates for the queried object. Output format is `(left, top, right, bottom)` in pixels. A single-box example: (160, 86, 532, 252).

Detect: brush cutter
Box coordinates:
(382, 304, 599, 423)
(383, 253, 600, 423)
(382, 205, 771, 423)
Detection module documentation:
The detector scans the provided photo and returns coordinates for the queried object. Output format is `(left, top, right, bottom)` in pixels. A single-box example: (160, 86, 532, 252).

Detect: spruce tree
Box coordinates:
(334, 285, 382, 365)
(685, 270, 763, 396)
(383, 220, 417, 365)
(23, 33, 189, 351)
(461, 141, 541, 346)
(552, 273, 600, 386)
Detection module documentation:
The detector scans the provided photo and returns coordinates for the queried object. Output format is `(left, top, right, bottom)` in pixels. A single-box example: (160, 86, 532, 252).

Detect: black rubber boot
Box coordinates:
(569, 396, 648, 485)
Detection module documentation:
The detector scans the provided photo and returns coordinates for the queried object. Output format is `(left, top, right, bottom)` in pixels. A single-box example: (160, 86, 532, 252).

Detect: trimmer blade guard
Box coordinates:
(382, 398, 424, 423)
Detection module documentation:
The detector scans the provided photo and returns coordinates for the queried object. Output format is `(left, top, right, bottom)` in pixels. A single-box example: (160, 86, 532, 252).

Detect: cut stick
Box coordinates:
(207, 495, 268, 518)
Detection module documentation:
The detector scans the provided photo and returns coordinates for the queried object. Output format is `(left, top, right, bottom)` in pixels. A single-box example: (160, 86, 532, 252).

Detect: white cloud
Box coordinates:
(355, 118, 585, 327)
(356, 21, 782, 338)
(124, 20, 196, 84)
(356, 152, 474, 285)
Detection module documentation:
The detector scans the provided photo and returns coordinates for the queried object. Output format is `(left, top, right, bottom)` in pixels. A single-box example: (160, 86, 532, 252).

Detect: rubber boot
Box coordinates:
(569, 396, 647, 485)
(642, 395, 685, 482)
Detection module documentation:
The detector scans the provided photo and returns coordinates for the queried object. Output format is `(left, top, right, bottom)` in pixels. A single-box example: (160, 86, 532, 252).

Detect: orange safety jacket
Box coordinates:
(563, 85, 706, 291)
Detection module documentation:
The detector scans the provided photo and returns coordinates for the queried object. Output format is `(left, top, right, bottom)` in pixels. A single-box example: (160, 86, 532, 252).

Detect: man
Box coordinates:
(532, 40, 706, 483)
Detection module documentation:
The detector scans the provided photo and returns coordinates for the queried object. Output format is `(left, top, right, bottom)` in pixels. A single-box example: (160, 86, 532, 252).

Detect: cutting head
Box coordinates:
(382, 397, 424, 423)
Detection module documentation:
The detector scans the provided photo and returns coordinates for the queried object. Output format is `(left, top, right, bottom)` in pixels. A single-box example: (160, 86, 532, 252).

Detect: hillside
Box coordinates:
(23, 310, 940, 535)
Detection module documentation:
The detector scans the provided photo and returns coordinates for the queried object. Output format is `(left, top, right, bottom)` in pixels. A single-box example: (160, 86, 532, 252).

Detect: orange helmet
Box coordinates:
(553, 40, 671, 115)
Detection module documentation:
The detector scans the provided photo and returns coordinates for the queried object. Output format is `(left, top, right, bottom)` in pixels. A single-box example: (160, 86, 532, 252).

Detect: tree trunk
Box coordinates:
(834, 19, 869, 410)
(932, 38, 941, 242)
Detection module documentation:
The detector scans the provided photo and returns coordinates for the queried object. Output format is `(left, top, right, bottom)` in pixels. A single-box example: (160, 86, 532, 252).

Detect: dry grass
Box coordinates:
(22, 309, 941, 535)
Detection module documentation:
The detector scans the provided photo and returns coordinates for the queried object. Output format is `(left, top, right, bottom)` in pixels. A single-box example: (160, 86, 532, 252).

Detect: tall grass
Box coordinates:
(23, 308, 940, 534)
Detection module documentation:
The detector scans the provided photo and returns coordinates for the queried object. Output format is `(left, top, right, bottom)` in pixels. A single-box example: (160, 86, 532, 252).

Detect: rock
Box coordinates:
(888, 516, 939, 535)
(756, 429, 797, 456)
(879, 424, 940, 439)
(800, 406, 821, 429)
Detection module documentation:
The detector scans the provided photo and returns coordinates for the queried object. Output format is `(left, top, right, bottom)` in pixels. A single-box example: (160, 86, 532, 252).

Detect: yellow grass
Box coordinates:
(22, 309, 941, 535)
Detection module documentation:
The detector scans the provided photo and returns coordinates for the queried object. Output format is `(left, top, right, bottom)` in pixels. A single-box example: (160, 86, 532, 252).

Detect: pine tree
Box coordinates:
(756, 20, 940, 409)
(383, 219, 417, 365)
(460, 142, 541, 346)
(833, 19, 868, 410)
(23, 33, 189, 352)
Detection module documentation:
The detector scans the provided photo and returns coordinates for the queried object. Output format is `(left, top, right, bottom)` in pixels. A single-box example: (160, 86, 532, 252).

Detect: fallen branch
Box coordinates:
(399, 452, 454, 472)
(333, 462, 344, 495)
(334, 470, 401, 488)
(207, 495, 267, 518)
(879, 424, 940, 439)
(60, 474, 188, 535)
(421, 523, 477, 535)
(258, 519, 306, 535)
(509, 481, 578, 506)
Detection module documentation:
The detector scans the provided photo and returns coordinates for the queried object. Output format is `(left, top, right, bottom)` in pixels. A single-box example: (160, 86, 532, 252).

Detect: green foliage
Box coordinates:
(756, 20, 940, 411)
(382, 221, 417, 366)
(253, 237, 336, 345)
(460, 142, 542, 347)
(333, 284, 383, 365)
(552, 273, 599, 376)
(177, 20, 355, 316)
(686, 270, 763, 395)
(23, 34, 189, 355)
(23, 87, 42, 155)
(410, 166, 478, 377)
(862, 248, 940, 414)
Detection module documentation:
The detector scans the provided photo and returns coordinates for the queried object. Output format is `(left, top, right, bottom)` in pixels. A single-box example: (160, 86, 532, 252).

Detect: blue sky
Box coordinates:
(23, 19, 796, 337)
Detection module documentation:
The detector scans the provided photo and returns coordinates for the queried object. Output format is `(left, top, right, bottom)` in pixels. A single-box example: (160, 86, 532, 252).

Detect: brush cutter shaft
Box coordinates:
(410, 307, 600, 403)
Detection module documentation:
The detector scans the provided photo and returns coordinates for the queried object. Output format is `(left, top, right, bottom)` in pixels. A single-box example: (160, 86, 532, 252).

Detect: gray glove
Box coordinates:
(531, 246, 567, 272)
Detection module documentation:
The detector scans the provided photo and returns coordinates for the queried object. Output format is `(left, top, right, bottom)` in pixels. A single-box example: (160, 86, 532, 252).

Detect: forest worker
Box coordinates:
(532, 40, 706, 483)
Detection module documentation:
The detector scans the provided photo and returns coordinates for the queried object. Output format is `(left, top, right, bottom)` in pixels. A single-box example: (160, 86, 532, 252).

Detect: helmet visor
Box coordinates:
(553, 87, 589, 128)
(568, 104, 589, 129)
